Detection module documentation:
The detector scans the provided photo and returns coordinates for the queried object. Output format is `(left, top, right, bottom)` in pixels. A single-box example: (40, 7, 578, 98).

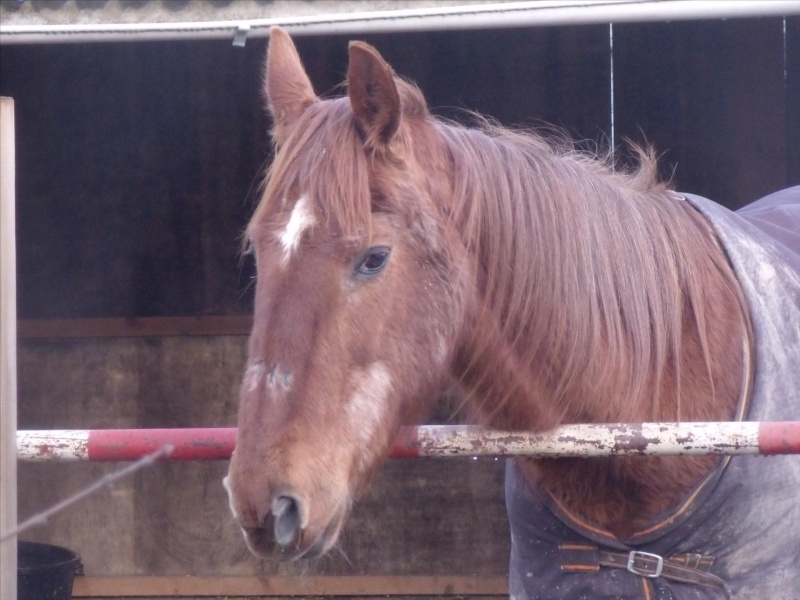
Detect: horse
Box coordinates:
(224, 27, 800, 599)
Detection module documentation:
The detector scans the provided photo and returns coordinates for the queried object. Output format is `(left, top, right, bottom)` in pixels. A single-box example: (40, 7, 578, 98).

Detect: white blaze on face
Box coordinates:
(243, 362, 265, 393)
(278, 195, 315, 267)
(346, 363, 393, 466)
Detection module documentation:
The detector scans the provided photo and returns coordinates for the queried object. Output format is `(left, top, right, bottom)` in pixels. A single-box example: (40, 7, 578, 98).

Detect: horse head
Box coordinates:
(223, 27, 469, 560)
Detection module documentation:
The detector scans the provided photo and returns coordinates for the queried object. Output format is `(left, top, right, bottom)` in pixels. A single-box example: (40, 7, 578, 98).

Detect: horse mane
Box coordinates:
(250, 78, 743, 429)
(439, 117, 746, 429)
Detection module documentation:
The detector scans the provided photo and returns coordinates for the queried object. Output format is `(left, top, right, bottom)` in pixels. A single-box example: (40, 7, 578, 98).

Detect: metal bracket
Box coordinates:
(233, 25, 250, 48)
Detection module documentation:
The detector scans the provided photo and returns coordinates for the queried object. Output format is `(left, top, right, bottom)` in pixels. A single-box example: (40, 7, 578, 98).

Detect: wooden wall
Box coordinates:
(1, 16, 797, 597)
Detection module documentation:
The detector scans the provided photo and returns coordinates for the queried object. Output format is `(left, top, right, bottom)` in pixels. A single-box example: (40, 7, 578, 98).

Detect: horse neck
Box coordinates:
(442, 127, 746, 433)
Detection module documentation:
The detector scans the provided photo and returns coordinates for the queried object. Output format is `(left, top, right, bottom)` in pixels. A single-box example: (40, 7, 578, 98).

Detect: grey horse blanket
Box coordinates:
(507, 187, 800, 600)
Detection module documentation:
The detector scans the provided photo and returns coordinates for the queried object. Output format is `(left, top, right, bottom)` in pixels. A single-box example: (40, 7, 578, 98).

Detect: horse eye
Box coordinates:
(355, 247, 391, 276)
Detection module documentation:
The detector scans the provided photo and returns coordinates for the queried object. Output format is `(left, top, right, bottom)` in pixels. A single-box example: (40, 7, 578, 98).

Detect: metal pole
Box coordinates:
(16, 421, 800, 461)
(0, 96, 18, 600)
(1, 1, 799, 45)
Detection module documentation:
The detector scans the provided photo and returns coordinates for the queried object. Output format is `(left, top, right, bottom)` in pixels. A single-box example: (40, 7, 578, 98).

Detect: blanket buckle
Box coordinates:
(627, 550, 663, 578)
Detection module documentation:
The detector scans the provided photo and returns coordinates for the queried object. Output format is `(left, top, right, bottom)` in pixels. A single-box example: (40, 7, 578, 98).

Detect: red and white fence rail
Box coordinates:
(16, 421, 800, 462)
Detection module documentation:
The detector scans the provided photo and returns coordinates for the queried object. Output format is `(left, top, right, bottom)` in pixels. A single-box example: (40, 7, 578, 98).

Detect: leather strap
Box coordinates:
(559, 543, 731, 599)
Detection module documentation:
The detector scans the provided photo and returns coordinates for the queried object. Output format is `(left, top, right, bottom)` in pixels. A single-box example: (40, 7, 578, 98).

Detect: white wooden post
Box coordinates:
(1, 96, 18, 600)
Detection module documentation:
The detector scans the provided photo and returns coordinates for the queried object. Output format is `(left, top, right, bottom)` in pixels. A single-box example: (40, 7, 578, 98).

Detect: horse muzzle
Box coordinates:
(224, 477, 346, 560)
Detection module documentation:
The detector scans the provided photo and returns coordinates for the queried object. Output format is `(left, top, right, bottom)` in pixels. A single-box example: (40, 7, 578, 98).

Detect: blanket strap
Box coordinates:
(559, 543, 731, 599)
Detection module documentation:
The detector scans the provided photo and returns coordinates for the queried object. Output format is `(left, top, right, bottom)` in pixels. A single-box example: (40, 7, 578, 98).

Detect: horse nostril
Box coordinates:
(272, 495, 301, 547)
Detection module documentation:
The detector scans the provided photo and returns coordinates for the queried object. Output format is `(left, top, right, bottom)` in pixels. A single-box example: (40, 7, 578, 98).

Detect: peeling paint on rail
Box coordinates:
(401, 422, 764, 457)
(16, 422, 800, 462)
(19, 430, 89, 460)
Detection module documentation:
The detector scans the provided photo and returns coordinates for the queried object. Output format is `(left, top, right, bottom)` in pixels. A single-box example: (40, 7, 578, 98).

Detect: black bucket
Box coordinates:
(18, 541, 82, 600)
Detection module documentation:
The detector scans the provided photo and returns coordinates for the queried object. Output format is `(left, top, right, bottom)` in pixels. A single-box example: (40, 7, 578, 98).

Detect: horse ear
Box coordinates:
(265, 27, 317, 143)
(347, 41, 401, 147)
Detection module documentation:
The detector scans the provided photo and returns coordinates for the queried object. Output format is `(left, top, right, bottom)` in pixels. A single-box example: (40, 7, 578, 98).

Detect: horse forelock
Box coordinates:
(248, 98, 372, 246)
(249, 80, 431, 246)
